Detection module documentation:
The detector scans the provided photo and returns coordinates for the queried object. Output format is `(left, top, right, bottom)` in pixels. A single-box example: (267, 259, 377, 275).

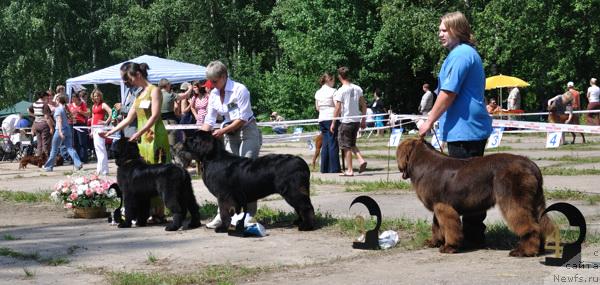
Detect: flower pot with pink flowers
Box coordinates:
(50, 173, 118, 219)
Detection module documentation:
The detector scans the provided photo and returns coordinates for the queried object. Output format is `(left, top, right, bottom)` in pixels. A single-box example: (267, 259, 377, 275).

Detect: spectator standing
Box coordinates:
(330, 66, 368, 177)
(28, 91, 54, 157)
(587, 78, 600, 125)
(190, 80, 210, 127)
(567, 81, 580, 111)
(159, 78, 180, 148)
(419, 83, 434, 115)
(43, 94, 82, 171)
(67, 92, 90, 163)
(418, 12, 492, 248)
(507, 87, 521, 110)
(90, 89, 112, 175)
(315, 72, 340, 173)
(371, 88, 385, 136)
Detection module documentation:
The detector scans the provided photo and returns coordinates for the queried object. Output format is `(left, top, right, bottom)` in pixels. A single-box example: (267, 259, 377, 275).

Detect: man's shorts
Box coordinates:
(338, 122, 360, 150)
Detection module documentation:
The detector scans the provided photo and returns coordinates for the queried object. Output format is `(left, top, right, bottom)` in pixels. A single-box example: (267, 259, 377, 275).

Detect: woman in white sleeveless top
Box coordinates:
(314, 73, 341, 173)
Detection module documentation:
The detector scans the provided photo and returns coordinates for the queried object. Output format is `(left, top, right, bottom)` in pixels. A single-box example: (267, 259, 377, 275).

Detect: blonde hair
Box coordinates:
(91, 89, 103, 101)
(441, 11, 476, 46)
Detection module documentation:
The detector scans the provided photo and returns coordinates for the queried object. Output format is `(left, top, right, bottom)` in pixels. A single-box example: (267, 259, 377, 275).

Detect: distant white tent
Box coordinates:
(65, 55, 206, 103)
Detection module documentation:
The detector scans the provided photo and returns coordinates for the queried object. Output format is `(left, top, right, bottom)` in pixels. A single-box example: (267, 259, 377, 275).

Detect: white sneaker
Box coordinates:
(231, 212, 254, 227)
(206, 214, 222, 229)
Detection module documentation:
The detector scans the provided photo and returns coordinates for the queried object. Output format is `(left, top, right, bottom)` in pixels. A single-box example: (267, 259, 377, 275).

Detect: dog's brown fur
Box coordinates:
(310, 133, 345, 172)
(19, 154, 64, 169)
(548, 103, 585, 144)
(19, 154, 47, 169)
(311, 134, 323, 170)
(396, 138, 553, 257)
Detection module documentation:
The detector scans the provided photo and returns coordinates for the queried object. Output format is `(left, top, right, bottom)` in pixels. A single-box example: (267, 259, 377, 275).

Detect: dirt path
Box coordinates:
(1, 134, 600, 284)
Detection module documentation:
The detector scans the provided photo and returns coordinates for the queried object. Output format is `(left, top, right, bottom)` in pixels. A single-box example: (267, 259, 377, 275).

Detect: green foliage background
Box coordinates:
(1, 0, 598, 119)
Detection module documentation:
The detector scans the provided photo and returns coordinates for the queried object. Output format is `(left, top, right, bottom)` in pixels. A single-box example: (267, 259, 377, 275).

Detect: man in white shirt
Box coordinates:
(201, 60, 262, 228)
(587, 78, 600, 125)
(507, 87, 520, 110)
(330, 66, 367, 176)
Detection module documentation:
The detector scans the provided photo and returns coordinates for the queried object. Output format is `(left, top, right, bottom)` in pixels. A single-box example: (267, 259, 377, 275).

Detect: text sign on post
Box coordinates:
(388, 128, 403, 147)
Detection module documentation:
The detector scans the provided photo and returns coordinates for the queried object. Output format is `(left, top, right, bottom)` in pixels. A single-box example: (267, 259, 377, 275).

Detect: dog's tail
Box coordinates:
(534, 165, 555, 241)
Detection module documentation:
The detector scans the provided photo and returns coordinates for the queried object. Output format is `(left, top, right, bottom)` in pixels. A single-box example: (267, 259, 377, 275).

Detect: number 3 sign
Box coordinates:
(485, 127, 504, 149)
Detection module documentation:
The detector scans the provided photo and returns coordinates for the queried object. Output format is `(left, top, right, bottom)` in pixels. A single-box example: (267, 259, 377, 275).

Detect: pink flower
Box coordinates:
(65, 203, 73, 209)
(69, 192, 78, 201)
(90, 174, 99, 181)
(95, 186, 106, 195)
(100, 182, 111, 190)
(85, 189, 94, 197)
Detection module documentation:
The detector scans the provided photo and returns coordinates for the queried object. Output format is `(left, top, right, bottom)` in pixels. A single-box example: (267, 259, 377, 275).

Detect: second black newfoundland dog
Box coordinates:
(182, 130, 316, 232)
(113, 138, 201, 231)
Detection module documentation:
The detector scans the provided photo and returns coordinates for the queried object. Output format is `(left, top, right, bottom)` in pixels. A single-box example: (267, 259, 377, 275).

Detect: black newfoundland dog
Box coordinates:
(182, 130, 316, 232)
(113, 138, 201, 231)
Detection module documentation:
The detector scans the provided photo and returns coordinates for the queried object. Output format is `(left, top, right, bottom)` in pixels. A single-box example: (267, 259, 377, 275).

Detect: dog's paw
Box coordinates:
(425, 239, 443, 248)
(439, 245, 459, 254)
(118, 222, 132, 228)
(509, 248, 537, 257)
(298, 223, 315, 231)
(186, 221, 202, 230)
(164, 224, 180, 231)
(215, 226, 229, 233)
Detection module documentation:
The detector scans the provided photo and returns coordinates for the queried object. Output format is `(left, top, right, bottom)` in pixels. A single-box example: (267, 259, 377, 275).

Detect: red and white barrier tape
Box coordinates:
(492, 119, 600, 134)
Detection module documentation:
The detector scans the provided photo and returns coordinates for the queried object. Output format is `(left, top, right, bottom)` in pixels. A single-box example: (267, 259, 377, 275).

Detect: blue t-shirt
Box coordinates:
(53, 105, 69, 130)
(438, 43, 492, 142)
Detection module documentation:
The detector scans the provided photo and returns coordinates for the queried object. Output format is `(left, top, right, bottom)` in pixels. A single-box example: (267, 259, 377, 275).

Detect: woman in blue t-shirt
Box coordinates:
(43, 94, 83, 172)
(417, 11, 492, 248)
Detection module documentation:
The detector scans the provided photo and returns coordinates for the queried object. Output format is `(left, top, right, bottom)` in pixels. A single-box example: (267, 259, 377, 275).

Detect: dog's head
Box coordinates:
(182, 130, 222, 161)
(112, 138, 141, 166)
(396, 138, 423, 180)
(172, 142, 194, 168)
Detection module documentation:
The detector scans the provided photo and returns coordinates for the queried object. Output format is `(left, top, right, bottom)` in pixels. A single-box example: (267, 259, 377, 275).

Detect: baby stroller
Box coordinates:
(0, 128, 34, 161)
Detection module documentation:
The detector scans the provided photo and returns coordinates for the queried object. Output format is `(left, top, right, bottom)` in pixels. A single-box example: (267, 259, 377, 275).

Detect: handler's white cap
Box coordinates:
(567, 81, 574, 87)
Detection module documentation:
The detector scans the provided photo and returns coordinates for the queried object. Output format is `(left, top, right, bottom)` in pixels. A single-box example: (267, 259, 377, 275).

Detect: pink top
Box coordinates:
(193, 95, 209, 125)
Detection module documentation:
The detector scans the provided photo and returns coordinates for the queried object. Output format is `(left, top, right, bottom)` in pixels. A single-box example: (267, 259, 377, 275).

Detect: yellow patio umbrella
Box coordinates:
(485, 74, 530, 109)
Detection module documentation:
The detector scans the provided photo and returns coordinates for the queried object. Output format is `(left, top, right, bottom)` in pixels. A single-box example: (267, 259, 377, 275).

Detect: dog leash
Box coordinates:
(432, 129, 445, 154)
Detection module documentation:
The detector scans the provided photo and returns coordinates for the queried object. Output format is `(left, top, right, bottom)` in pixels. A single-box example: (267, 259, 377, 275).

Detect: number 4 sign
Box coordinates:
(546, 132, 562, 148)
(485, 127, 505, 149)
(388, 128, 403, 147)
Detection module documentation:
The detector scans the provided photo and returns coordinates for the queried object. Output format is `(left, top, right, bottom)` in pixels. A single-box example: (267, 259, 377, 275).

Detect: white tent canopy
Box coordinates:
(65, 54, 206, 103)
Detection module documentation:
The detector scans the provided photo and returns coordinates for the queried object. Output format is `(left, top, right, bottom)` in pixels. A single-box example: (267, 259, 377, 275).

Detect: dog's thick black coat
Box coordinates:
(113, 139, 201, 231)
(182, 130, 316, 232)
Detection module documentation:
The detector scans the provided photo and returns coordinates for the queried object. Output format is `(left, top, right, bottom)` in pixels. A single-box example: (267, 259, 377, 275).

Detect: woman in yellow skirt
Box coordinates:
(104, 62, 171, 223)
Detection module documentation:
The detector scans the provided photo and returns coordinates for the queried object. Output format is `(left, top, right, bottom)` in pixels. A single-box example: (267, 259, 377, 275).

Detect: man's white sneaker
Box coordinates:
(206, 214, 222, 229)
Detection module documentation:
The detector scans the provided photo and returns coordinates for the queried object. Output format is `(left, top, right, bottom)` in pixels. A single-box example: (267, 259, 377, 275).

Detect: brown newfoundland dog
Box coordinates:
(396, 138, 553, 257)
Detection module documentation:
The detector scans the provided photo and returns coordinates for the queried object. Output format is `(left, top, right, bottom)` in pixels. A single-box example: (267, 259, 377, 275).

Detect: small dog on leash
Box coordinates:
(19, 154, 47, 169)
